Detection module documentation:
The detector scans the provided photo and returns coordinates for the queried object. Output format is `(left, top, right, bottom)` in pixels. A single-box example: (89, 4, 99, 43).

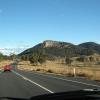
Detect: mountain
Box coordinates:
(19, 40, 100, 59)
(79, 42, 100, 54)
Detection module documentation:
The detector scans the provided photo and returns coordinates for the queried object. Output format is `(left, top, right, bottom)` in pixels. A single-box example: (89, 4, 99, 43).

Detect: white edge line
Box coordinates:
(12, 70, 54, 93)
(33, 72, 100, 88)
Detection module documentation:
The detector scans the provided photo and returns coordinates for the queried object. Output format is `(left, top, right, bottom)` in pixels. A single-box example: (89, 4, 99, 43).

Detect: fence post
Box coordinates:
(73, 68, 76, 77)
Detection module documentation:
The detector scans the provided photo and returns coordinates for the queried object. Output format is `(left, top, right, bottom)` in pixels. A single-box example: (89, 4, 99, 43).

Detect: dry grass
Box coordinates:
(17, 61, 100, 81)
(0, 60, 13, 70)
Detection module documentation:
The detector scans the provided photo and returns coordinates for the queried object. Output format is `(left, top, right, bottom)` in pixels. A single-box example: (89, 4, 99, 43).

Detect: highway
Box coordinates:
(0, 66, 100, 99)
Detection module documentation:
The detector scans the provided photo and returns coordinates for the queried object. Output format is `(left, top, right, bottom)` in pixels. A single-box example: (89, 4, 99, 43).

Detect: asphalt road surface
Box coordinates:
(0, 66, 100, 99)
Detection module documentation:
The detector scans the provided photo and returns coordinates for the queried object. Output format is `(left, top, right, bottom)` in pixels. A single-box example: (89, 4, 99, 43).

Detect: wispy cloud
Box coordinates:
(0, 44, 31, 55)
(0, 47, 27, 55)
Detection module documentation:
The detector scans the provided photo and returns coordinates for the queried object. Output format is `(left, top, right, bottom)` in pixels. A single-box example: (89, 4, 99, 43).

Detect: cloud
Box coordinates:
(0, 43, 32, 55)
(0, 47, 27, 55)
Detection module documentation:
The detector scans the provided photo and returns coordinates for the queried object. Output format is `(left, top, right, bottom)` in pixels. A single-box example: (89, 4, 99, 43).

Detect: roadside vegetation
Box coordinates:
(20, 50, 46, 65)
(18, 61, 100, 80)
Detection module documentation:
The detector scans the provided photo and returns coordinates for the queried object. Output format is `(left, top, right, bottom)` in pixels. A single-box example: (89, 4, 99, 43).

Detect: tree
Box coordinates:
(38, 55, 46, 64)
(76, 57, 84, 62)
(20, 55, 29, 61)
(65, 57, 72, 65)
(29, 53, 39, 64)
(29, 51, 46, 65)
(89, 56, 95, 62)
(0, 53, 4, 61)
(76, 56, 90, 62)
(10, 53, 17, 60)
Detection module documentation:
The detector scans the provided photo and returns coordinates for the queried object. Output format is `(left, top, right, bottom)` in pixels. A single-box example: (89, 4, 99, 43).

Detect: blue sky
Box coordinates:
(0, 0, 100, 54)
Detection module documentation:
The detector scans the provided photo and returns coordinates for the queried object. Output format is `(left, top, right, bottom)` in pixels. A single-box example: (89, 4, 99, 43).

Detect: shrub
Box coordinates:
(65, 57, 72, 65)
(47, 69, 53, 73)
(36, 69, 41, 71)
(29, 52, 46, 64)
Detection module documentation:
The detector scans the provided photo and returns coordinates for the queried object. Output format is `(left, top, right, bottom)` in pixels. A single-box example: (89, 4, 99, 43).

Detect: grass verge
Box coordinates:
(17, 61, 100, 81)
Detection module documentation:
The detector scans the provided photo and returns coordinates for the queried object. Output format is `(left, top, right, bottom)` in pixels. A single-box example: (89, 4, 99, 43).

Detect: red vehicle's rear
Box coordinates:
(4, 65, 12, 72)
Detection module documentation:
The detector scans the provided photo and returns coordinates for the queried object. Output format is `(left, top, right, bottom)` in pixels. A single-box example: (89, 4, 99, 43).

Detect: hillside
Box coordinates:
(79, 42, 100, 54)
(19, 40, 100, 59)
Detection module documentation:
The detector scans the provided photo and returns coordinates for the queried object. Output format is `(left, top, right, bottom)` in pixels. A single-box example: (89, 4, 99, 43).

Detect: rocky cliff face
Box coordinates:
(43, 40, 73, 48)
(43, 40, 59, 47)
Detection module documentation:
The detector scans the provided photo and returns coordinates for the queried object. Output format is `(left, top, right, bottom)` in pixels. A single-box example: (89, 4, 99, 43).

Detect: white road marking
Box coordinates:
(33, 72, 100, 88)
(12, 70, 54, 93)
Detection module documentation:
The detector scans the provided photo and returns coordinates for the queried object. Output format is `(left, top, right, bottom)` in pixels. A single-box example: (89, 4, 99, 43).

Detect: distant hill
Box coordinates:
(79, 42, 100, 54)
(19, 40, 100, 59)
